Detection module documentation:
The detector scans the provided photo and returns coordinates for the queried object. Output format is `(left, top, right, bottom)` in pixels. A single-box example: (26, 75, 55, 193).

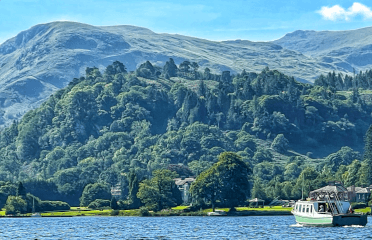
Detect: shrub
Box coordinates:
(139, 207, 150, 216)
(88, 199, 111, 209)
(39, 201, 70, 211)
(110, 210, 120, 216)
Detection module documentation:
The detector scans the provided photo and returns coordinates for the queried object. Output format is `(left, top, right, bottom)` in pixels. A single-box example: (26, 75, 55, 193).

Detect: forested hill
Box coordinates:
(1, 59, 372, 205)
(3, 22, 372, 130)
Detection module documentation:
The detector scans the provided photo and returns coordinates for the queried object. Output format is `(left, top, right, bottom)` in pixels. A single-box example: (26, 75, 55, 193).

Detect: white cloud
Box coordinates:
(318, 2, 372, 21)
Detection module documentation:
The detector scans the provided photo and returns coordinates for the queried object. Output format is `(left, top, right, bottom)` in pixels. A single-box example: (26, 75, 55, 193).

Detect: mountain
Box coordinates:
(272, 27, 372, 73)
(1, 22, 372, 129)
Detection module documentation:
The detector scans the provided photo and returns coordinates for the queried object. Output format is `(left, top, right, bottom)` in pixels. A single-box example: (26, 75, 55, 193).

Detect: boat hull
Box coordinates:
(293, 213, 367, 227)
(294, 214, 333, 227)
(333, 214, 368, 227)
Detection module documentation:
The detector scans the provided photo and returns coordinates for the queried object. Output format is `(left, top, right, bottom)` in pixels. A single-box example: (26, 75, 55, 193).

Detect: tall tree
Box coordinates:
(127, 170, 141, 209)
(137, 169, 180, 211)
(163, 58, 178, 78)
(358, 125, 372, 186)
(16, 182, 27, 198)
(190, 152, 251, 211)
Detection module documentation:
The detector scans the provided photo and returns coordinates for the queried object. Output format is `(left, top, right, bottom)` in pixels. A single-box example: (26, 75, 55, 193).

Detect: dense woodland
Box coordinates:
(1, 59, 372, 207)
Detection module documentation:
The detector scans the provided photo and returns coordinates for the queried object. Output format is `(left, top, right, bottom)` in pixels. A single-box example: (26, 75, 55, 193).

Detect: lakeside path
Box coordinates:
(0, 206, 370, 217)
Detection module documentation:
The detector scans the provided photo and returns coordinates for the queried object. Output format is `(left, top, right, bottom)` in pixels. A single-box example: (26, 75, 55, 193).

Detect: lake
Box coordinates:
(0, 216, 370, 239)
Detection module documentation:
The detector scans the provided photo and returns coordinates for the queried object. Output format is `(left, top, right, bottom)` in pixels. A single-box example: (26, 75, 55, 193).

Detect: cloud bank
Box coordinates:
(318, 2, 372, 21)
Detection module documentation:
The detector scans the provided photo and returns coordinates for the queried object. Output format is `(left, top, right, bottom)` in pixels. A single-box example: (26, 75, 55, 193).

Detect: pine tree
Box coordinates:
(16, 182, 27, 198)
(358, 125, 372, 186)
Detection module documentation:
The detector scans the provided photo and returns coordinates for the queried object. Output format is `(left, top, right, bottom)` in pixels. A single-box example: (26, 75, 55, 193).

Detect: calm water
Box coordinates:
(0, 216, 371, 239)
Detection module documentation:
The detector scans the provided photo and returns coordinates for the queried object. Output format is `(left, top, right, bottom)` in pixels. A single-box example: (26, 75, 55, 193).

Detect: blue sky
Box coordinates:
(2, 0, 372, 43)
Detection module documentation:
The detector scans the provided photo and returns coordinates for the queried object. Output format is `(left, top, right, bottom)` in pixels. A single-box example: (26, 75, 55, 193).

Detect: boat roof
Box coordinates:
(296, 200, 349, 203)
(309, 185, 348, 194)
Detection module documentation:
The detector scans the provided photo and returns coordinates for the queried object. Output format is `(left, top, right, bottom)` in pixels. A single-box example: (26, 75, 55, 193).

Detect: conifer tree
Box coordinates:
(359, 125, 372, 186)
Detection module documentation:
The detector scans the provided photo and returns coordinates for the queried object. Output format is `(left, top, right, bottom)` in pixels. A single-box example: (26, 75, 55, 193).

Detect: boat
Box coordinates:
(292, 182, 367, 227)
(292, 199, 367, 226)
(207, 210, 227, 216)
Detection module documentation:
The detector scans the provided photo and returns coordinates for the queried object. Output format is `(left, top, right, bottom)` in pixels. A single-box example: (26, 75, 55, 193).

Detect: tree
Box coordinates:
(137, 169, 179, 211)
(127, 170, 141, 209)
(179, 61, 191, 77)
(110, 197, 119, 210)
(271, 134, 289, 153)
(359, 125, 372, 186)
(163, 58, 178, 78)
(79, 183, 111, 207)
(4, 196, 27, 215)
(16, 182, 26, 198)
(190, 152, 251, 211)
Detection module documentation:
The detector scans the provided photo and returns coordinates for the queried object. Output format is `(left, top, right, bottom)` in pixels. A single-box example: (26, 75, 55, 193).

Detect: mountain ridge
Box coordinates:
(1, 21, 372, 128)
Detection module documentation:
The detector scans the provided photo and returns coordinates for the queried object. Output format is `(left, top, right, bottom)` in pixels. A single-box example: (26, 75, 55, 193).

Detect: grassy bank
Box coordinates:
(0, 206, 369, 217)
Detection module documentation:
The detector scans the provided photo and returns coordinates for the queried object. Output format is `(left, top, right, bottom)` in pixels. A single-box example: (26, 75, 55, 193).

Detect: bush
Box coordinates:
(351, 202, 367, 209)
(87, 199, 111, 209)
(139, 207, 150, 216)
(39, 201, 70, 211)
(110, 210, 120, 216)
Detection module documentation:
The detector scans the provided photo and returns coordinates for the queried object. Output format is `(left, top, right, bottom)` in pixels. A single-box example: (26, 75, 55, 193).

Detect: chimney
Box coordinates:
(351, 185, 355, 193)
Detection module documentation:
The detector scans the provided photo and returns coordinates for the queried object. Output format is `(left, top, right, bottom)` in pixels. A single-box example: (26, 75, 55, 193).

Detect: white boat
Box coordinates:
(207, 210, 227, 216)
(292, 182, 367, 227)
(292, 199, 367, 226)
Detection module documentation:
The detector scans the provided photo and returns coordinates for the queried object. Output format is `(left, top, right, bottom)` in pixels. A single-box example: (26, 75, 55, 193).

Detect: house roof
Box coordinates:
(356, 188, 369, 194)
(174, 178, 195, 186)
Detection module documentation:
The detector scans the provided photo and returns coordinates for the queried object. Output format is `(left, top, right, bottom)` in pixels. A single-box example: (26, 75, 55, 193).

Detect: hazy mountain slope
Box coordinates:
(272, 27, 372, 73)
(0, 21, 370, 128)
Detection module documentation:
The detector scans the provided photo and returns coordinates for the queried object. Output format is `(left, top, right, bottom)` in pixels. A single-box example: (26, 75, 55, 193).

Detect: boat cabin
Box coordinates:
(293, 200, 350, 215)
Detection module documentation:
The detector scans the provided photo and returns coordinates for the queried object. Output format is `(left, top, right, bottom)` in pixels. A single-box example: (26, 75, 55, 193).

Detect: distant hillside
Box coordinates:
(1, 21, 366, 128)
(272, 27, 372, 73)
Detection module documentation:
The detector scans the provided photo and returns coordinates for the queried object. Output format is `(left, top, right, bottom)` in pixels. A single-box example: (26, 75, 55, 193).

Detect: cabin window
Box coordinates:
(306, 206, 309, 213)
(299, 205, 302, 212)
(302, 205, 305, 212)
(310, 206, 313, 213)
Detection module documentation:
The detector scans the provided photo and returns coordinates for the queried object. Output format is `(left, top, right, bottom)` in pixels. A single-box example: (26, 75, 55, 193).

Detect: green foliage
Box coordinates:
(190, 152, 251, 210)
(4, 196, 27, 215)
(87, 199, 111, 209)
(127, 170, 142, 209)
(359, 125, 372, 186)
(110, 197, 119, 210)
(80, 183, 111, 207)
(38, 200, 70, 212)
(16, 182, 26, 197)
(271, 134, 289, 153)
(137, 169, 179, 211)
(139, 206, 150, 216)
(1, 60, 372, 204)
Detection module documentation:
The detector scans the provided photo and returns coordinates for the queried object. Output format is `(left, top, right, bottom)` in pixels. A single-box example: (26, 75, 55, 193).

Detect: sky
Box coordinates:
(1, 0, 372, 44)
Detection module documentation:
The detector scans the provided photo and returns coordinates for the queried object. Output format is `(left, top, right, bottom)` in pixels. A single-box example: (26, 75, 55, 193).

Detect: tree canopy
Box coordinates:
(190, 152, 251, 210)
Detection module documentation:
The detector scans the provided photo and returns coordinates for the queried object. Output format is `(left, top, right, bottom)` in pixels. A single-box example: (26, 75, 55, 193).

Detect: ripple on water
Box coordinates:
(0, 216, 370, 239)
